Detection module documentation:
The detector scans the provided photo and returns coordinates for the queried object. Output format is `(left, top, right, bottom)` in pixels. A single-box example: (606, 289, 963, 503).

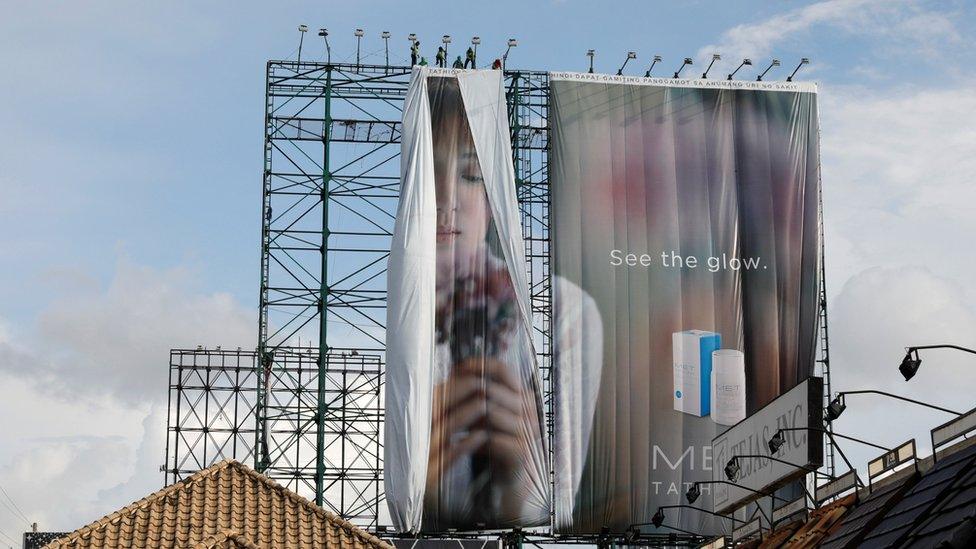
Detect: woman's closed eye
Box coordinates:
(461, 173, 484, 185)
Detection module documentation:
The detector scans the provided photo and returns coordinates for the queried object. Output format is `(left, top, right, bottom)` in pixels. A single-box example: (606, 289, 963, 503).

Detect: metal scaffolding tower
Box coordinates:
(165, 58, 833, 539)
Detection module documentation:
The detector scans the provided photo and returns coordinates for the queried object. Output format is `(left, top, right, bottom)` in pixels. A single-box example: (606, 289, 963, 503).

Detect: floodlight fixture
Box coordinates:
(440, 34, 451, 60)
(381, 31, 391, 38)
(617, 51, 637, 75)
(644, 54, 662, 77)
(355, 28, 365, 70)
(586, 49, 596, 73)
(407, 33, 417, 43)
(724, 457, 741, 481)
(826, 395, 846, 422)
(900, 349, 922, 381)
(652, 508, 665, 528)
(728, 58, 752, 80)
(470, 36, 481, 66)
(787, 57, 810, 82)
(896, 344, 976, 381)
(768, 430, 787, 454)
(297, 25, 309, 63)
(503, 38, 518, 70)
(673, 57, 693, 78)
(702, 53, 721, 79)
(757, 58, 780, 81)
(686, 482, 702, 504)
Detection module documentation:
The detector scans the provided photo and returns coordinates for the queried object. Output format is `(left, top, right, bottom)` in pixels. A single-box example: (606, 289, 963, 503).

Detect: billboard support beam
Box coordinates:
(314, 65, 334, 507)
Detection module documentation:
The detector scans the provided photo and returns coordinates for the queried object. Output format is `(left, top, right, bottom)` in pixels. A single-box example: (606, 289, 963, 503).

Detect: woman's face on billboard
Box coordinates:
(435, 141, 490, 259)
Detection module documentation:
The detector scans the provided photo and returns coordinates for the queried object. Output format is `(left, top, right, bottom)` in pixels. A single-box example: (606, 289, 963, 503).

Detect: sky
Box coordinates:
(2, 0, 976, 543)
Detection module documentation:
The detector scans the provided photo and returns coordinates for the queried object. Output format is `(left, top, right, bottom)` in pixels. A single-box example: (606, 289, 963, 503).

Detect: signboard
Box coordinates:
(548, 73, 822, 534)
(814, 469, 859, 505)
(867, 440, 916, 486)
(931, 406, 976, 455)
(710, 377, 823, 513)
(772, 495, 810, 525)
(732, 518, 762, 542)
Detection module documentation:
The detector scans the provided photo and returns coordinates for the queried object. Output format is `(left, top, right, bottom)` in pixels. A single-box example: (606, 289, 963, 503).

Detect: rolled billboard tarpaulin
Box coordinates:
(549, 74, 821, 535)
(386, 68, 550, 533)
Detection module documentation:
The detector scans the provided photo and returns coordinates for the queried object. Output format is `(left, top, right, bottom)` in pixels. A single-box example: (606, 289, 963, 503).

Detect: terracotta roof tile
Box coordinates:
(781, 493, 857, 549)
(42, 460, 392, 549)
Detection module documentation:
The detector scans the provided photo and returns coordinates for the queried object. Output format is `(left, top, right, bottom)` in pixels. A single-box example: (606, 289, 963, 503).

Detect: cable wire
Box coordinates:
(0, 484, 30, 527)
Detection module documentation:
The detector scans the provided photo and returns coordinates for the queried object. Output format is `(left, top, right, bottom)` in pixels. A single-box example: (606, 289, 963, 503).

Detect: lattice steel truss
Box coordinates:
(165, 60, 832, 538)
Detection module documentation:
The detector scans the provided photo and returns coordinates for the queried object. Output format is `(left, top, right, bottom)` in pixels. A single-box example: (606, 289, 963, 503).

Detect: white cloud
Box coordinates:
(827, 266, 976, 472)
(697, 0, 966, 74)
(820, 82, 976, 302)
(0, 405, 166, 536)
(699, 0, 876, 60)
(814, 74, 976, 471)
(0, 259, 254, 406)
(0, 260, 252, 537)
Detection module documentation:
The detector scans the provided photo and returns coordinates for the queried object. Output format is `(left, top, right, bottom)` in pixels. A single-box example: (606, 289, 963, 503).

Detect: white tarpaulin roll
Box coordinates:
(386, 68, 549, 533)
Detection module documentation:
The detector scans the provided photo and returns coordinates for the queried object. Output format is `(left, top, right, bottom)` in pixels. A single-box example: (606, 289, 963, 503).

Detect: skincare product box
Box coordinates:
(672, 330, 722, 416)
(711, 349, 747, 426)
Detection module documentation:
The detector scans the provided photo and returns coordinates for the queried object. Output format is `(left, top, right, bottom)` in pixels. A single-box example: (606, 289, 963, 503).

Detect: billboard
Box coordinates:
(386, 68, 549, 533)
(549, 74, 821, 534)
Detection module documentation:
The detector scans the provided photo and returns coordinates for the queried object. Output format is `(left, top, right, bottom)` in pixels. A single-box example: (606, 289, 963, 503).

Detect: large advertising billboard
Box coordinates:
(386, 68, 550, 533)
(549, 74, 821, 534)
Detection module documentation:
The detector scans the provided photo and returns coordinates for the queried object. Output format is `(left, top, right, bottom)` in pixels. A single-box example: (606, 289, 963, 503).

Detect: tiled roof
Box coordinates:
(819, 469, 919, 549)
(857, 442, 976, 548)
(193, 531, 261, 549)
(42, 460, 393, 549)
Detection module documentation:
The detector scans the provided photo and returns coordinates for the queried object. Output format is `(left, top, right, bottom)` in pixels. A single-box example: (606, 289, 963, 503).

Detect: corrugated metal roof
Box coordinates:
(857, 442, 976, 548)
(818, 470, 919, 549)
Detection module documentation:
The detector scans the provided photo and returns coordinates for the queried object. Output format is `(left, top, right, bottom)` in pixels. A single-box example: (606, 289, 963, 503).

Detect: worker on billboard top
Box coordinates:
(410, 40, 420, 65)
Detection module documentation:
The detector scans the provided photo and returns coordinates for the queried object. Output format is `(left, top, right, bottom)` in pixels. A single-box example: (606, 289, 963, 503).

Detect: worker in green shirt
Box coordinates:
(410, 40, 420, 65)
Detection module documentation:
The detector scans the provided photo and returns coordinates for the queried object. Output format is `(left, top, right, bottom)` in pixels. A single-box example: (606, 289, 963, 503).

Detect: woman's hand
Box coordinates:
(427, 357, 541, 489)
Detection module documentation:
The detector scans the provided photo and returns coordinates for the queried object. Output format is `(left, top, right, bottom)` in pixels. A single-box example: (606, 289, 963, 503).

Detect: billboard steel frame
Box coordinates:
(165, 59, 832, 544)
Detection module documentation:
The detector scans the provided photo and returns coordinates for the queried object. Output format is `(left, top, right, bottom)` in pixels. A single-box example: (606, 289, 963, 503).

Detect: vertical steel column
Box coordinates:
(817, 176, 835, 478)
(315, 66, 333, 506)
(255, 61, 275, 474)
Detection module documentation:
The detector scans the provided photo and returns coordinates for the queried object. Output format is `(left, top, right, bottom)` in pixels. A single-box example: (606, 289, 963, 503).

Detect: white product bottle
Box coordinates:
(711, 349, 747, 426)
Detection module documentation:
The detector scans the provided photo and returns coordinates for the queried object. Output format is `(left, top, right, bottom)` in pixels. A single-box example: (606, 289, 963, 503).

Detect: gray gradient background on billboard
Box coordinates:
(550, 78, 820, 534)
